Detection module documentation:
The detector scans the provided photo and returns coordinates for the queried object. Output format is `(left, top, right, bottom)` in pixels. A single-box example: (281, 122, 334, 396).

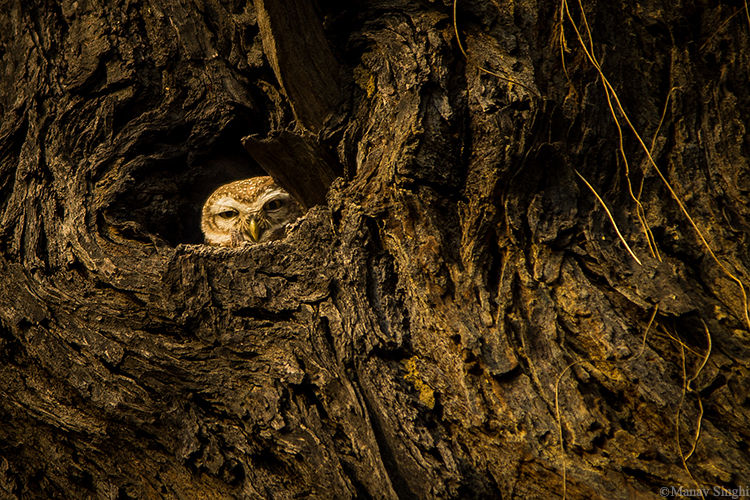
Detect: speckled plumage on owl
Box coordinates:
(201, 177, 302, 247)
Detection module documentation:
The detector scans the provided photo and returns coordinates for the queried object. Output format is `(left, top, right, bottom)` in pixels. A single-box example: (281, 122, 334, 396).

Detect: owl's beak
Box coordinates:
(248, 218, 261, 242)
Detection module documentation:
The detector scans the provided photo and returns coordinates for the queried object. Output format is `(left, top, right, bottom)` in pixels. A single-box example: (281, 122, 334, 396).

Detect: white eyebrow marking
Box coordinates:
(210, 197, 246, 214)
(251, 189, 292, 211)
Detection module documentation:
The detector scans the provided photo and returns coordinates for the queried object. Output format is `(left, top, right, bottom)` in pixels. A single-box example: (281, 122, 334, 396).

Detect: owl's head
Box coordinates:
(201, 177, 303, 247)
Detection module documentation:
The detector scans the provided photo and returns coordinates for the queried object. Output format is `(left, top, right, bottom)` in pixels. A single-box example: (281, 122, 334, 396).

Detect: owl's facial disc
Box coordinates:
(201, 178, 302, 247)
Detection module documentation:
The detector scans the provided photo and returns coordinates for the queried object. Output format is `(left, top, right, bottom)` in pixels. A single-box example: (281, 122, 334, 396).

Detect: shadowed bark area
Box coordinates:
(1, 0, 749, 499)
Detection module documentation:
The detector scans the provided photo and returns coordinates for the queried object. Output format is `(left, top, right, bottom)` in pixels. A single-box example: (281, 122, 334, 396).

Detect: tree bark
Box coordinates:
(1, 0, 749, 499)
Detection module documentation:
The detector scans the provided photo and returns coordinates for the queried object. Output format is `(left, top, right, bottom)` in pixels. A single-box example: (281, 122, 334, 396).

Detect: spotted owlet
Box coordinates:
(201, 177, 303, 247)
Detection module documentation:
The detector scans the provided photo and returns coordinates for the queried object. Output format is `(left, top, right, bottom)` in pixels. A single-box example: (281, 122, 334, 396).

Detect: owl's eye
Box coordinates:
(264, 199, 284, 211)
(218, 209, 239, 219)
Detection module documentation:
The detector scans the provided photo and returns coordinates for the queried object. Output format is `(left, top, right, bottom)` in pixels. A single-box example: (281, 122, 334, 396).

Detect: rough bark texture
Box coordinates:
(1, 0, 749, 499)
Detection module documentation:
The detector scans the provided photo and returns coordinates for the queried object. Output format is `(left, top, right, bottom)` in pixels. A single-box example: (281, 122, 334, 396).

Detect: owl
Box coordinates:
(201, 177, 303, 247)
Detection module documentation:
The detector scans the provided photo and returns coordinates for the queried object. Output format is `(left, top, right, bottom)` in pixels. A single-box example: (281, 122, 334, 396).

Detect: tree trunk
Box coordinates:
(1, 0, 749, 498)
